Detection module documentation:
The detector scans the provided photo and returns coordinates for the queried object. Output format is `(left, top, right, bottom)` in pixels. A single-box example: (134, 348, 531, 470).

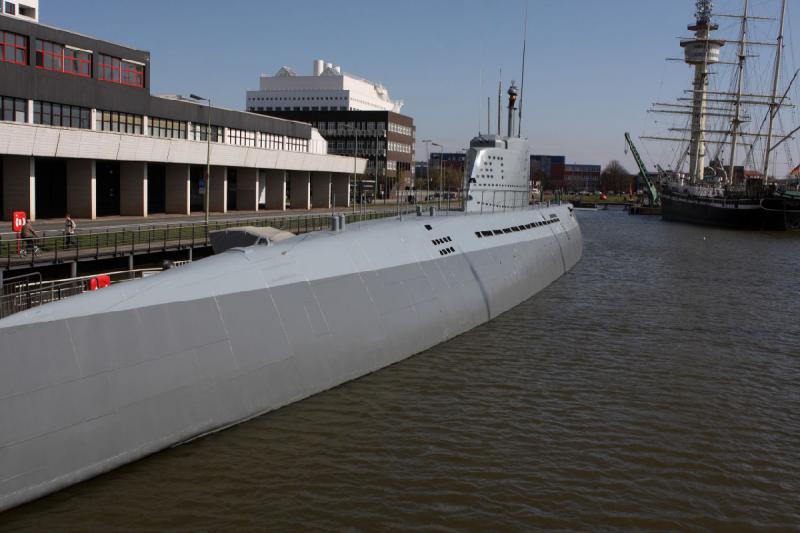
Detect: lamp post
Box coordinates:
(431, 142, 443, 208)
(189, 94, 211, 226)
(421, 139, 432, 201)
(460, 148, 467, 203)
(342, 123, 358, 210)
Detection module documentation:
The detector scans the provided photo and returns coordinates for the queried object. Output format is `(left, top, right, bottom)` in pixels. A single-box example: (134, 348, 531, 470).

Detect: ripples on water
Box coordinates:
(4, 210, 800, 531)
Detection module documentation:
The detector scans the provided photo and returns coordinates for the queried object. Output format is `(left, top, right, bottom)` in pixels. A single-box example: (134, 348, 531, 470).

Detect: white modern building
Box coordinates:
(247, 59, 404, 114)
(0, 0, 37, 22)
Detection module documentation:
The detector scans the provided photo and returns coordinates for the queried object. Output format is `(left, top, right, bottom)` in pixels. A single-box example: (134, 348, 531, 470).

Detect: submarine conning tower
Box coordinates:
(680, 0, 724, 182)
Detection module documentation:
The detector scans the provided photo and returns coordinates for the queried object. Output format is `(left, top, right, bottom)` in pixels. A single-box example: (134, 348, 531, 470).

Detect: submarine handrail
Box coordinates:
(0, 267, 167, 320)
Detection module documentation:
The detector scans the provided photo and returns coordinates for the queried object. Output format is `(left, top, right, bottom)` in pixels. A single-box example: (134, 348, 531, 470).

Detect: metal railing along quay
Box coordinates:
(0, 270, 160, 320)
(0, 209, 400, 271)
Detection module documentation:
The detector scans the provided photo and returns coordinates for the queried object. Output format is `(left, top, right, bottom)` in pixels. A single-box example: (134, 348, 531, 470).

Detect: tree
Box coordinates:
(601, 160, 633, 193)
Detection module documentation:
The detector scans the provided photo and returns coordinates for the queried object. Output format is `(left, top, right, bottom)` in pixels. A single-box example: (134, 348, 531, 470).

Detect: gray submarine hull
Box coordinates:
(0, 204, 581, 511)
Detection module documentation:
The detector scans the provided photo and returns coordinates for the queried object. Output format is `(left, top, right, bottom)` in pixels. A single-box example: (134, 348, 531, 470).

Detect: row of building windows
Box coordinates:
(229, 128, 257, 147)
(34, 100, 91, 129)
(251, 95, 348, 102)
(0, 31, 145, 87)
(388, 122, 412, 137)
(388, 141, 412, 154)
(97, 110, 143, 134)
(252, 106, 348, 112)
(331, 139, 386, 151)
(315, 121, 387, 134)
(191, 123, 224, 143)
(1, 96, 312, 152)
(1, 95, 26, 123)
(287, 137, 309, 152)
(150, 117, 187, 139)
(260, 132, 284, 150)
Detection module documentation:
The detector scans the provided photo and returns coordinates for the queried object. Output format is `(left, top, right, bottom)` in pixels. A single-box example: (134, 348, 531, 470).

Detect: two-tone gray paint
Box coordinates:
(0, 204, 581, 512)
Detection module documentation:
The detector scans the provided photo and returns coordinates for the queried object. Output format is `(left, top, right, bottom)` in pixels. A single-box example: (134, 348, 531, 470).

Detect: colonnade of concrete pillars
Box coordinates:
(0, 156, 351, 220)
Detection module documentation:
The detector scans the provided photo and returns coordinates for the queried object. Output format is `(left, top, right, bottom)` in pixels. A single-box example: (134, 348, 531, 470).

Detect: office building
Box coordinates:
(247, 61, 414, 197)
(564, 164, 602, 191)
(530, 155, 565, 190)
(0, 11, 363, 221)
(247, 59, 403, 113)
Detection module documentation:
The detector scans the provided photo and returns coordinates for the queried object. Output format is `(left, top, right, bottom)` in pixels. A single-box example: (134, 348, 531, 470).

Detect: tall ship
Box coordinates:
(0, 85, 582, 511)
(643, 0, 800, 230)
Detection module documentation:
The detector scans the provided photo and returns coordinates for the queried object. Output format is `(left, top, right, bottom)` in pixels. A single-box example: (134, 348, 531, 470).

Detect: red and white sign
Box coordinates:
(12, 211, 26, 232)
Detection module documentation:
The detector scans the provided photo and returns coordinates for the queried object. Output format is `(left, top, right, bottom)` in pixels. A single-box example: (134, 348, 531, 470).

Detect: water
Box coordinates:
(4, 209, 800, 531)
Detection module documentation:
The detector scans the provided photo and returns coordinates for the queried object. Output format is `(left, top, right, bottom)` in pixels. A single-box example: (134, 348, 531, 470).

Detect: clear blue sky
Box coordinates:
(42, 0, 798, 171)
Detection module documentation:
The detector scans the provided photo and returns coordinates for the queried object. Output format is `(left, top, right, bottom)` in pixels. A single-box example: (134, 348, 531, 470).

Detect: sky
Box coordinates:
(42, 0, 800, 172)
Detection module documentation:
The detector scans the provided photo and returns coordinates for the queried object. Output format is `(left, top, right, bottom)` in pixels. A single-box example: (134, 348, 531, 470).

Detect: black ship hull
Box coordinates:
(661, 192, 800, 231)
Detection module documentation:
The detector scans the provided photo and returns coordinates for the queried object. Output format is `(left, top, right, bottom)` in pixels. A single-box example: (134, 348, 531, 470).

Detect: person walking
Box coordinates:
(64, 213, 77, 247)
(20, 220, 40, 256)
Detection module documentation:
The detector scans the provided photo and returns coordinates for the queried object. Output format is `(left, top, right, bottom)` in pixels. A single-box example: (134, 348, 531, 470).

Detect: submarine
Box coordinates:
(0, 83, 582, 511)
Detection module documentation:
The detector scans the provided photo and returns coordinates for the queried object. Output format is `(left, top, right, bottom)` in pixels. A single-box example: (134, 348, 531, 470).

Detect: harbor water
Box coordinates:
(3, 209, 799, 531)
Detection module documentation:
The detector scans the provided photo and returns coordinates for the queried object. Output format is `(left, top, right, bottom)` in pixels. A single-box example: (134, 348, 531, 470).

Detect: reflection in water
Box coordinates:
(4, 210, 800, 531)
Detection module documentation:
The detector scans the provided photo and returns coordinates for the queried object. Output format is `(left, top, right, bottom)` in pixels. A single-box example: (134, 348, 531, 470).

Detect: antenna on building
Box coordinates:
(518, 0, 528, 137)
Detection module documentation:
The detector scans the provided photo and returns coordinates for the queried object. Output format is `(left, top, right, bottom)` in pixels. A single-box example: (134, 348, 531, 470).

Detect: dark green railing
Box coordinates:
(1, 210, 402, 270)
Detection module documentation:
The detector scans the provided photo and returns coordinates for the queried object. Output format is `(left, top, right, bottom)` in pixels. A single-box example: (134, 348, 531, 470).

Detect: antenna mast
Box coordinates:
(478, 68, 483, 135)
(762, 0, 788, 182)
(487, 97, 491, 134)
(518, 1, 528, 137)
(497, 70, 502, 136)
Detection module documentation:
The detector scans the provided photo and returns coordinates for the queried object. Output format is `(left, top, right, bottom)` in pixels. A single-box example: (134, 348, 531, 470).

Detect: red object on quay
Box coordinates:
(12, 211, 26, 232)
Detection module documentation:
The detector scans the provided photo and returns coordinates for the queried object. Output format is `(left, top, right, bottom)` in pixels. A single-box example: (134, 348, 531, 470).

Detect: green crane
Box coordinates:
(624, 132, 660, 206)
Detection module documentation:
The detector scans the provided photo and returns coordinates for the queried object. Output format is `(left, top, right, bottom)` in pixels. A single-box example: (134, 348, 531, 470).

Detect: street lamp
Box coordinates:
(431, 142, 443, 207)
(342, 123, 359, 210)
(421, 139, 432, 201)
(189, 94, 211, 226)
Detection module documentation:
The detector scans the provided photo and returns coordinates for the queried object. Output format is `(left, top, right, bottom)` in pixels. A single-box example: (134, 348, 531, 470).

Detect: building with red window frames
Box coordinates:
(0, 6, 365, 221)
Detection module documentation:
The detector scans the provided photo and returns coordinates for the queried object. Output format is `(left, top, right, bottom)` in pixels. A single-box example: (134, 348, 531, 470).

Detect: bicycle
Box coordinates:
(18, 241, 41, 258)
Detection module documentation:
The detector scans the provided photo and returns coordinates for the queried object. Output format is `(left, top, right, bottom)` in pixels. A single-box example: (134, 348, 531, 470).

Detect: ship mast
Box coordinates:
(727, 0, 748, 184)
(682, 0, 724, 182)
(761, 0, 787, 182)
(681, 1, 725, 181)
